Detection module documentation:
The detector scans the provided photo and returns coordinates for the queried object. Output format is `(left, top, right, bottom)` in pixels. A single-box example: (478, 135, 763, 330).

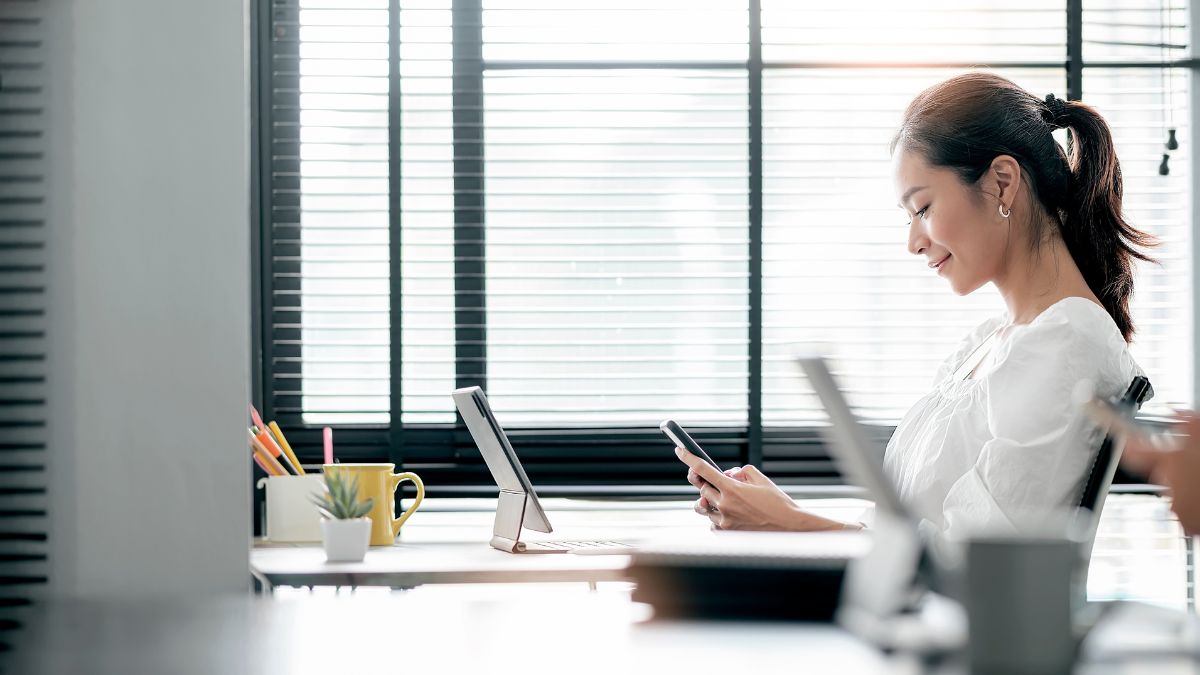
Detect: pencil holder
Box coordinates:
(257, 474, 325, 542)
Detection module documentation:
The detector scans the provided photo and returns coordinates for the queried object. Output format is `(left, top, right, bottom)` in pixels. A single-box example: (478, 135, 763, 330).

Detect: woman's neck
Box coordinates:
(993, 234, 1102, 326)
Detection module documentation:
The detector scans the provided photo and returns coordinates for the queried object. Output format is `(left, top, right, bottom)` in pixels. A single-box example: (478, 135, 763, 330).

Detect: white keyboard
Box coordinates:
(522, 540, 634, 554)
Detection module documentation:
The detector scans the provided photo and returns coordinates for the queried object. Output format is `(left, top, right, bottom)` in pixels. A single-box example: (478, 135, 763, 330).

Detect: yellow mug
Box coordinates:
(322, 463, 425, 546)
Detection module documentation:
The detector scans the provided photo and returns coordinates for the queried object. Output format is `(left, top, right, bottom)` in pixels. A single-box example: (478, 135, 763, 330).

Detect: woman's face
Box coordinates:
(891, 147, 1010, 296)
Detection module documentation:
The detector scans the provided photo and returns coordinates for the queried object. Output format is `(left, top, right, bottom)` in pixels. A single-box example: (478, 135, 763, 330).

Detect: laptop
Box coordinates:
(452, 386, 635, 554)
(794, 355, 933, 635)
(793, 355, 912, 522)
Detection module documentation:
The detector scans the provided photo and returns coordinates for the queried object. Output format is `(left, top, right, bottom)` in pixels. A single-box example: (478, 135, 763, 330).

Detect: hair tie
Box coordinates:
(1043, 94, 1071, 130)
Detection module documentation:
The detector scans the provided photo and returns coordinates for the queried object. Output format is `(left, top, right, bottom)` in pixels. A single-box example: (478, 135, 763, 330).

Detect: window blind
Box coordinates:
(1085, 66, 1191, 414)
(1081, 0, 1192, 413)
(295, 1, 391, 426)
(482, 68, 750, 426)
(397, 0, 456, 424)
(0, 0, 48, 651)
(260, 0, 1194, 489)
(761, 1, 1066, 64)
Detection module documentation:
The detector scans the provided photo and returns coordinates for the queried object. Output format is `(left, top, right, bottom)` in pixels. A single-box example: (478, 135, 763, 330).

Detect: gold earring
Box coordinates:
(998, 204, 1011, 219)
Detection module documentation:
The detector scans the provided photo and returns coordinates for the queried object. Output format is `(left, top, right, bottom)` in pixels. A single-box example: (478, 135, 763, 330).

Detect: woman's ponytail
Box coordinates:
(1058, 100, 1156, 342)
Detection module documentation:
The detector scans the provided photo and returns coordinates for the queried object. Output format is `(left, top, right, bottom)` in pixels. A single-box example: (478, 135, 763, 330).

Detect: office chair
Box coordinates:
(1076, 375, 1153, 583)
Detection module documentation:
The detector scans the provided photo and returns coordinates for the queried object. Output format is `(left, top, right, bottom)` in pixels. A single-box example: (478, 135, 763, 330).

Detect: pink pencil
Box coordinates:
(250, 405, 266, 430)
(323, 427, 334, 465)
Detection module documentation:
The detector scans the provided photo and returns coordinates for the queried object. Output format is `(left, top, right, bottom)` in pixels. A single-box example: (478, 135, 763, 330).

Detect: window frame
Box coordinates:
(252, 0, 1196, 495)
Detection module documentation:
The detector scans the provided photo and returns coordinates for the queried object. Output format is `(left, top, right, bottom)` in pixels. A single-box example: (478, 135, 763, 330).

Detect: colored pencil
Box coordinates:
(268, 421, 306, 475)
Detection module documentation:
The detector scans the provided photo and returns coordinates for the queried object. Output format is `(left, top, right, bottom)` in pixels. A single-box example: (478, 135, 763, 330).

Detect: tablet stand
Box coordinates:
(490, 489, 533, 553)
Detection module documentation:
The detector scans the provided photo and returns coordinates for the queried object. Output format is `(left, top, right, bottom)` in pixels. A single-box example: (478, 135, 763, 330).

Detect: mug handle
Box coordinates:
(388, 472, 425, 538)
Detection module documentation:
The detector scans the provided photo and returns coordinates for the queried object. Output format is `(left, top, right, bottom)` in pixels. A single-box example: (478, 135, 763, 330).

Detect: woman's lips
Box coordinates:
(928, 254, 950, 272)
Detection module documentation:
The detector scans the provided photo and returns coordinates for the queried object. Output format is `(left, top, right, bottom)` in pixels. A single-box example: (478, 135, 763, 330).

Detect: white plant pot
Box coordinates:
(320, 517, 371, 562)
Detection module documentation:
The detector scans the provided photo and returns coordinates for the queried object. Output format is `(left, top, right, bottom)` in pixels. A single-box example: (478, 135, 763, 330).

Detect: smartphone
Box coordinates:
(660, 420, 723, 471)
(1083, 397, 1179, 453)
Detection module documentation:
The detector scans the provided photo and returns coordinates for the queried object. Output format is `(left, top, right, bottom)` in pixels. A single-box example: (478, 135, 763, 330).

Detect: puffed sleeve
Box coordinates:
(933, 305, 1134, 541)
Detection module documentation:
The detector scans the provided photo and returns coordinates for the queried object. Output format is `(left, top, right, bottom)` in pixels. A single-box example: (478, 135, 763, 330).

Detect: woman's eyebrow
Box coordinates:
(898, 185, 928, 208)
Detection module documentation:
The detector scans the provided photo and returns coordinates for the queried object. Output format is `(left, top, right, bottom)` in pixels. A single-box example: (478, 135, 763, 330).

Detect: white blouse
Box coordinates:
(882, 297, 1142, 541)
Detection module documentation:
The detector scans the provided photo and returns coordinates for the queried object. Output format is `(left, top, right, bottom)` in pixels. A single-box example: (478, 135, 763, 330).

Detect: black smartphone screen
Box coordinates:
(660, 420, 722, 471)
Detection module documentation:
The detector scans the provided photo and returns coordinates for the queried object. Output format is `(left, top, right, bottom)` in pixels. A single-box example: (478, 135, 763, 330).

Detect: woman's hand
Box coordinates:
(675, 447, 847, 532)
(1122, 412, 1200, 536)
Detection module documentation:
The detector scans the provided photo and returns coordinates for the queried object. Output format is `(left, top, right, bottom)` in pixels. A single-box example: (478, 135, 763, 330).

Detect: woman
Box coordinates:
(677, 73, 1151, 540)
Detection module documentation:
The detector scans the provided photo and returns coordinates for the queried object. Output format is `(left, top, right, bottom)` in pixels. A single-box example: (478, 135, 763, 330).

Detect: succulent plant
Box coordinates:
(310, 471, 374, 520)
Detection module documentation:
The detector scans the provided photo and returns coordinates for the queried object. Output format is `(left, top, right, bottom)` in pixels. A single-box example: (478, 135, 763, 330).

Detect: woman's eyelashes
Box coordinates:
(905, 205, 930, 226)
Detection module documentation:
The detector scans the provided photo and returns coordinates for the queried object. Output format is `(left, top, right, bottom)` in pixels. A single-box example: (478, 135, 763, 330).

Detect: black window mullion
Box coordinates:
(388, 0, 405, 466)
(748, 0, 764, 468)
(452, 0, 487, 394)
(1067, 0, 1082, 100)
(251, 0, 268, 418)
(251, 0, 272, 541)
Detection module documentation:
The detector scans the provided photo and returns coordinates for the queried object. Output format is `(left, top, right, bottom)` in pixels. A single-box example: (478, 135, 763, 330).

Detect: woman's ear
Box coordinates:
(988, 155, 1023, 212)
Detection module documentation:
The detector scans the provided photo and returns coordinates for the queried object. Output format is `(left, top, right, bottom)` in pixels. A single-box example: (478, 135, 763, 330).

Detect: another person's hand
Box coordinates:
(1122, 411, 1200, 536)
(675, 447, 847, 532)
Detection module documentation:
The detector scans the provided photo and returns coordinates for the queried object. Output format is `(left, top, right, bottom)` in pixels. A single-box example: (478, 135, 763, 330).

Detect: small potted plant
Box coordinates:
(310, 471, 374, 562)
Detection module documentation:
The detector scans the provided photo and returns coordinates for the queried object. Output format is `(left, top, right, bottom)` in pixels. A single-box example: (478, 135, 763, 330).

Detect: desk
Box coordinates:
(14, 590, 892, 675)
(252, 543, 632, 591)
(250, 497, 869, 593)
(14, 586, 1198, 675)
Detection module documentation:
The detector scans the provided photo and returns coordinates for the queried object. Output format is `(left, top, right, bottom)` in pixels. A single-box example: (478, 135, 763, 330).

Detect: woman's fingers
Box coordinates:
(674, 447, 731, 487)
(694, 495, 719, 514)
(737, 464, 774, 486)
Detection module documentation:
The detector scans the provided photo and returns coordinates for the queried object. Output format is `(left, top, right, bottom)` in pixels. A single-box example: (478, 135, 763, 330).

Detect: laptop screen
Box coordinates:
(795, 356, 912, 521)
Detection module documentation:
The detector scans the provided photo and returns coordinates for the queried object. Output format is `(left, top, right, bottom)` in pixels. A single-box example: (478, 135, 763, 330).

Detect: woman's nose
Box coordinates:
(908, 219, 929, 256)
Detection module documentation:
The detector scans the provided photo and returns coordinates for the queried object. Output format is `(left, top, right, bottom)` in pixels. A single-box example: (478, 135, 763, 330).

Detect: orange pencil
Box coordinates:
(249, 431, 287, 476)
(251, 452, 273, 475)
(254, 427, 298, 475)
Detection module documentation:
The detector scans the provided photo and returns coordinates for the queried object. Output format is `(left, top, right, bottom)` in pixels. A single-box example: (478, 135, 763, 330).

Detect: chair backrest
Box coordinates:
(1074, 375, 1152, 601)
(1078, 375, 1153, 517)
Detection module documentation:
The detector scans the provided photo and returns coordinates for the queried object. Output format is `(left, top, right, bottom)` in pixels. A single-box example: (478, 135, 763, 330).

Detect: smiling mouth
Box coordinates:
(928, 255, 950, 271)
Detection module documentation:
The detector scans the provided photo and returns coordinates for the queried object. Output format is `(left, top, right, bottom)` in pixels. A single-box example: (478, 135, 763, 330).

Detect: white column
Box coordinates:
(45, 0, 252, 598)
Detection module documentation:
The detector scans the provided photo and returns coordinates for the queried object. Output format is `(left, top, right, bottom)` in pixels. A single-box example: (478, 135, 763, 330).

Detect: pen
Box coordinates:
(268, 421, 306, 475)
(323, 427, 334, 465)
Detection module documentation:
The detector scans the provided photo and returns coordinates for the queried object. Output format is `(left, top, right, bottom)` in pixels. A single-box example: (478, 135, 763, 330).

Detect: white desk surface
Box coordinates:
(251, 497, 870, 590)
(15, 590, 892, 675)
(16, 585, 1198, 675)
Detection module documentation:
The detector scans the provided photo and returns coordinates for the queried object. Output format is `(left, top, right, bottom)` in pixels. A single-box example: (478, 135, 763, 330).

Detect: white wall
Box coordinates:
(45, 0, 252, 597)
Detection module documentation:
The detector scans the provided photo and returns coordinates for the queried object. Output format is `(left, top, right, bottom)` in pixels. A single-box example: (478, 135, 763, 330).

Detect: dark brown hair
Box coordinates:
(891, 72, 1155, 341)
